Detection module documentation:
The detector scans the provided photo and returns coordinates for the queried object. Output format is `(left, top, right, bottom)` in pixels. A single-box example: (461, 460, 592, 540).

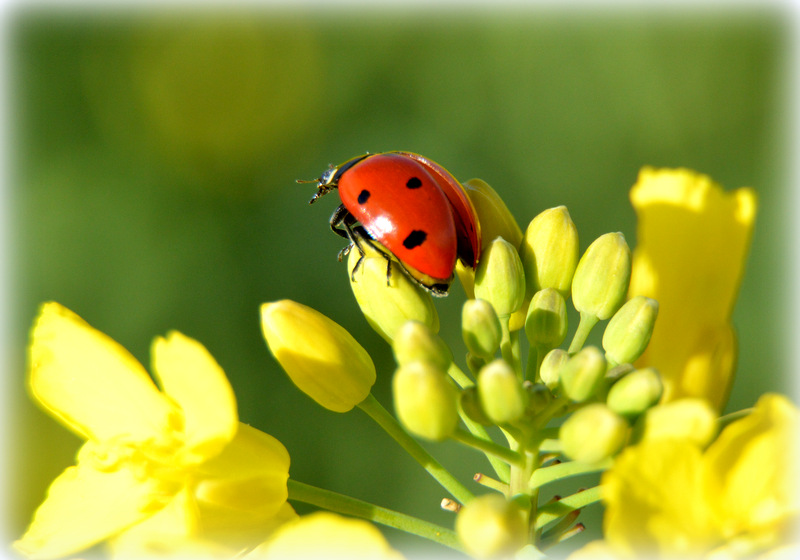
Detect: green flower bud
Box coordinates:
(261, 300, 376, 413)
(456, 494, 526, 559)
(462, 299, 502, 360)
(519, 206, 579, 300)
(602, 296, 659, 366)
(539, 348, 568, 390)
(477, 359, 528, 425)
(348, 244, 439, 342)
(524, 382, 552, 415)
(572, 232, 632, 321)
(633, 398, 718, 447)
(462, 178, 524, 250)
(606, 367, 663, 419)
(560, 403, 628, 463)
(525, 288, 568, 349)
(393, 361, 459, 441)
(393, 320, 452, 372)
(459, 385, 493, 426)
(559, 346, 607, 403)
(474, 237, 526, 319)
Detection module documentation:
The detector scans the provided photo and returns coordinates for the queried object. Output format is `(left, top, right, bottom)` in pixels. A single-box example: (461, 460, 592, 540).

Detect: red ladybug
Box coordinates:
(306, 151, 481, 296)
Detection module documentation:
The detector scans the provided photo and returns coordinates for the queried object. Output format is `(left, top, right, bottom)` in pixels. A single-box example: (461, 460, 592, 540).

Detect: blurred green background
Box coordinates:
(5, 4, 792, 558)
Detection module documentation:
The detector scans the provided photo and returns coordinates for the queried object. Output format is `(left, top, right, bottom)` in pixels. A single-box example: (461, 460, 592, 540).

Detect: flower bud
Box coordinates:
(539, 348, 568, 390)
(559, 346, 607, 403)
(477, 359, 528, 425)
(525, 288, 568, 349)
(633, 398, 718, 448)
(602, 296, 659, 366)
(393, 320, 452, 372)
(572, 232, 632, 321)
(456, 494, 526, 559)
(474, 237, 526, 319)
(348, 244, 439, 342)
(462, 178, 523, 250)
(393, 361, 459, 441)
(261, 300, 376, 413)
(606, 367, 663, 419)
(560, 403, 628, 463)
(519, 206, 580, 301)
(459, 385, 493, 426)
(524, 382, 552, 415)
(462, 299, 502, 360)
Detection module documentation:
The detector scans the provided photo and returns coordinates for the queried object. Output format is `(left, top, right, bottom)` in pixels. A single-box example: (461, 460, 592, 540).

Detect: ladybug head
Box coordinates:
(302, 154, 371, 205)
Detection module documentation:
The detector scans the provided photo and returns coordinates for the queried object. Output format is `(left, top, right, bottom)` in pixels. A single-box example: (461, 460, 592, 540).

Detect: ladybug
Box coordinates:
(305, 151, 481, 296)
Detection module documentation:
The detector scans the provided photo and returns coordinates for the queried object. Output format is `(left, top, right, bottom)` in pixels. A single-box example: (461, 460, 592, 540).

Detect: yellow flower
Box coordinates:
(244, 512, 406, 559)
(590, 393, 798, 559)
(628, 167, 757, 410)
(15, 302, 290, 559)
(260, 300, 376, 412)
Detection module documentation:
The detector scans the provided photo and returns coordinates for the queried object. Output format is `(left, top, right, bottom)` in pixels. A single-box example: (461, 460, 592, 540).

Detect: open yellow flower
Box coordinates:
(15, 302, 290, 559)
(244, 512, 405, 560)
(591, 393, 798, 559)
(628, 167, 757, 410)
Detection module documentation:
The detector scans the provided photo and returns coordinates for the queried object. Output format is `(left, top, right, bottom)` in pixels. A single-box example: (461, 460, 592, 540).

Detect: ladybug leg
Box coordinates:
(329, 204, 353, 241)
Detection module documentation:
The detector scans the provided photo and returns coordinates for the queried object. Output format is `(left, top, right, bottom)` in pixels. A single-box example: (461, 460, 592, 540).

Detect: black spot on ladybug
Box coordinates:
(406, 177, 422, 189)
(403, 230, 427, 249)
(357, 189, 371, 204)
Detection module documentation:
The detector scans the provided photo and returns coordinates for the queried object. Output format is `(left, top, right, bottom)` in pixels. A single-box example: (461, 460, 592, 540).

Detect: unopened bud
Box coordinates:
(459, 385, 493, 426)
(572, 233, 631, 321)
(633, 398, 718, 447)
(261, 300, 376, 413)
(393, 361, 459, 441)
(525, 288, 568, 349)
(456, 494, 526, 559)
(463, 178, 523, 250)
(606, 367, 663, 419)
(524, 382, 552, 415)
(539, 348, 568, 390)
(559, 346, 607, 403)
(474, 237, 526, 319)
(478, 359, 528, 425)
(348, 244, 439, 342)
(602, 296, 658, 366)
(393, 320, 452, 372)
(462, 299, 502, 360)
(560, 403, 628, 463)
(519, 206, 579, 300)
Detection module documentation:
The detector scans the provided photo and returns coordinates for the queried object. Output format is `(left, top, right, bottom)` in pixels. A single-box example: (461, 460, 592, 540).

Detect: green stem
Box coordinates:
(529, 458, 612, 489)
(287, 479, 462, 551)
(358, 394, 474, 504)
(568, 312, 599, 354)
(499, 320, 522, 379)
(447, 362, 474, 389)
(535, 485, 602, 529)
(718, 408, 753, 429)
(451, 429, 524, 466)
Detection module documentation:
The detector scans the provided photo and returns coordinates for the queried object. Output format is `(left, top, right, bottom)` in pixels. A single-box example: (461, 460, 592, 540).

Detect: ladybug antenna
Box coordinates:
(295, 178, 319, 185)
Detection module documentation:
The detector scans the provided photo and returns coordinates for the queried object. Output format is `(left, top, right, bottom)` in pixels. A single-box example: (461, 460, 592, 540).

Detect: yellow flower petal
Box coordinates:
(194, 422, 290, 513)
(14, 453, 153, 559)
(603, 439, 718, 558)
(27, 302, 175, 442)
(151, 332, 237, 462)
(246, 512, 405, 560)
(704, 394, 799, 541)
(629, 168, 757, 410)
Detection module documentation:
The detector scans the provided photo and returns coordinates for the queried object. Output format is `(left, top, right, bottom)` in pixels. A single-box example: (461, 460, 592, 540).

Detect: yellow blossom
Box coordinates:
(628, 167, 757, 410)
(15, 302, 290, 560)
(245, 512, 406, 559)
(589, 393, 798, 559)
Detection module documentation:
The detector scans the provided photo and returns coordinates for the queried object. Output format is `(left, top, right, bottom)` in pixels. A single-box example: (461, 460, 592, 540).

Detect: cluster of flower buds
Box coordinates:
(261, 178, 670, 557)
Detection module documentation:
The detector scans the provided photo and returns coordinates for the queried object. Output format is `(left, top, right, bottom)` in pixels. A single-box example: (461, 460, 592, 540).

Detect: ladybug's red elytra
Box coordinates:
(306, 151, 482, 296)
